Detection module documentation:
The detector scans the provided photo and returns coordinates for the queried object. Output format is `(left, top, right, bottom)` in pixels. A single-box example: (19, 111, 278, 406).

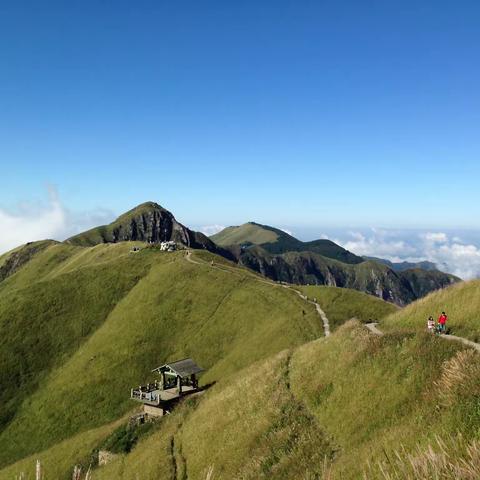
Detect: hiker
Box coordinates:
(437, 311, 448, 334)
(427, 316, 435, 333)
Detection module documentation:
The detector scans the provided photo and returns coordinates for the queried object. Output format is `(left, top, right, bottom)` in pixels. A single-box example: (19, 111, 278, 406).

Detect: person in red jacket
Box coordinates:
(438, 311, 448, 333)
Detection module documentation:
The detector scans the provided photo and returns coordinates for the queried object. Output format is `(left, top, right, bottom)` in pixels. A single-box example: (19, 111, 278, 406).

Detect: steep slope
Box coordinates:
(0, 240, 58, 283)
(0, 246, 324, 467)
(235, 246, 458, 306)
(212, 223, 458, 305)
(365, 256, 438, 272)
(0, 242, 156, 432)
(8, 318, 480, 479)
(400, 268, 460, 299)
(88, 319, 480, 479)
(67, 202, 220, 253)
(212, 222, 363, 264)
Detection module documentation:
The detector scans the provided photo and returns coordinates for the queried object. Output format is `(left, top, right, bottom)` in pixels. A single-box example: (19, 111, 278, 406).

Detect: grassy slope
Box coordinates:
(84, 351, 336, 480)
(0, 247, 323, 467)
(3, 304, 480, 480)
(382, 279, 480, 341)
(92, 321, 480, 479)
(1, 241, 477, 479)
(0, 419, 125, 480)
(290, 321, 480, 478)
(211, 223, 279, 246)
(21, 318, 480, 480)
(0, 240, 58, 282)
(212, 223, 363, 264)
(300, 285, 398, 329)
(0, 242, 152, 430)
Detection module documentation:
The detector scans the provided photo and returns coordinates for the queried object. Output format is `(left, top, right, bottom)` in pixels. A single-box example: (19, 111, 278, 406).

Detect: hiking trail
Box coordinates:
(185, 250, 330, 337)
(364, 322, 480, 352)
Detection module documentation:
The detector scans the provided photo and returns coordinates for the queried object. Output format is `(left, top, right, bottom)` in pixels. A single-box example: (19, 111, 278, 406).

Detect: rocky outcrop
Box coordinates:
(66, 202, 234, 259)
(0, 240, 57, 283)
(231, 247, 459, 306)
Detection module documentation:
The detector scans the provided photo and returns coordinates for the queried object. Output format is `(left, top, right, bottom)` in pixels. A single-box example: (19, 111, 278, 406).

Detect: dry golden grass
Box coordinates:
(434, 350, 480, 407)
(180, 351, 335, 479)
(367, 434, 480, 479)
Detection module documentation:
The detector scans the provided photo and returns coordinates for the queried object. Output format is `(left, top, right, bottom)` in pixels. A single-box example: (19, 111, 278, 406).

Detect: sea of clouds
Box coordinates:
(328, 228, 480, 280)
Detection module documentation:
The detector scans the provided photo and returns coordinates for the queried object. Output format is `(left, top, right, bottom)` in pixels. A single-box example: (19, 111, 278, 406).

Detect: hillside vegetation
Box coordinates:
(237, 247, 458, 306)
(0, 244, 324, 467)
(63, 202, 459, 306)
(211, 222, 280, 246)
(6, 317, 480, 479)
(0, 203, 474, 479)
(87, 319, 480, 479)
(212, 221, 459, 306)
(383, 280, 480, 341)
(212, 222, 363, 264)
(300, 285, 398, 329)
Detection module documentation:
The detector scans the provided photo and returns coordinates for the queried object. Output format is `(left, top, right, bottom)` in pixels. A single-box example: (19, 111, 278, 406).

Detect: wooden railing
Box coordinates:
(131, 387, 161, 405)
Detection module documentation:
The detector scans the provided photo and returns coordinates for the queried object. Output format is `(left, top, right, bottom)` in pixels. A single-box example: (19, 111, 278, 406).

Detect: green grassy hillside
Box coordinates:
(0, 241, 152, 430)
(382, 279, 480, 341)
(211, 222, 280, 245)
(7, 318, 480, 479)
(1, 236, 478, 479)
(212, 222, 363, 264)
(0, 240, 57, 282)
(290, 320, 480, 478)
(300, 285, 398, 329)
(0, 245, 323, 467)
(90, 319, 480, 479)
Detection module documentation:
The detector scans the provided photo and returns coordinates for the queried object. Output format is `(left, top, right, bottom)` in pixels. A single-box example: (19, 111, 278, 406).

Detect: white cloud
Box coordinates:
(421, 232, 448, 243)
(330, 228, 480, 280)
(0, 188, 115, 255)
(337, 229, 416, 261)
(199, 225, 226, 236)
(280, 228, 294, 236)
(424, 240, 480, 280)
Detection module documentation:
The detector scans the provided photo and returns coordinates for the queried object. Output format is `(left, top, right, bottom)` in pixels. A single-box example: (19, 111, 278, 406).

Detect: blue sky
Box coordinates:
(1, 1, 480, 268)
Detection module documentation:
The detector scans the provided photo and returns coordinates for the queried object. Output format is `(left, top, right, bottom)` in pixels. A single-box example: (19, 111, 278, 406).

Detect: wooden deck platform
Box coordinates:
(131, 385, 196, 406)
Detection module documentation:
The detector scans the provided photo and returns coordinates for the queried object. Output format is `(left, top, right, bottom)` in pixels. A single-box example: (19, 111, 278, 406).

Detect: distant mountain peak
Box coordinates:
(66, 201, 216, 252)
(211, 222, 363, 264)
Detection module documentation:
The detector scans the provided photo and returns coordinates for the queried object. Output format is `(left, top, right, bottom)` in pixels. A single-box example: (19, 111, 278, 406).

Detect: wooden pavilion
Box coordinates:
(131, 358, 203, 416)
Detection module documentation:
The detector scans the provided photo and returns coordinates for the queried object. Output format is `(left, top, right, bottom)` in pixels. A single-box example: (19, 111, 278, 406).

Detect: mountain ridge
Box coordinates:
(212, 221, 364, 264)
(5, 201, 459, 306)
(0, 203, 477, 478)
(211, 221, 459, 305)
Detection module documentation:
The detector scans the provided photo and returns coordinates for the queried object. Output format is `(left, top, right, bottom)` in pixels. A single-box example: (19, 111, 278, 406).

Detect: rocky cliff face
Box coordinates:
(232, 247, 459, 306)
(67, 202, 220, 252)
(0, 240, 57, 283)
